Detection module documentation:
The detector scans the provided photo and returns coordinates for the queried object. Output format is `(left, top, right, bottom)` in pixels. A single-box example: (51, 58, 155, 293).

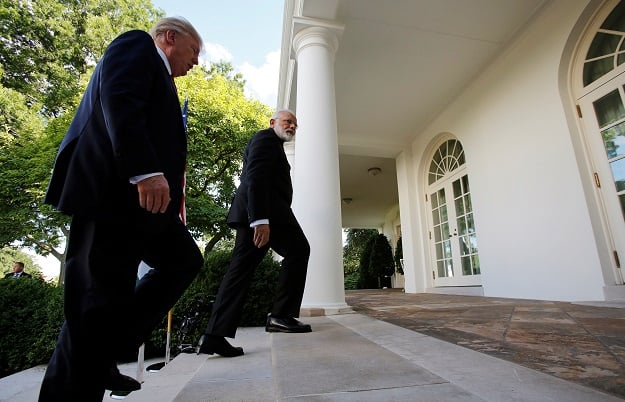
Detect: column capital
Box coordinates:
(292, 18, 343, 56)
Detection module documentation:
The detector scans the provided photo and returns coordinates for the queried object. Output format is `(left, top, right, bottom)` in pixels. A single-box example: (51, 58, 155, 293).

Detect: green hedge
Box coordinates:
(0, 248, 282, 376)
(0, 278, 64, 377)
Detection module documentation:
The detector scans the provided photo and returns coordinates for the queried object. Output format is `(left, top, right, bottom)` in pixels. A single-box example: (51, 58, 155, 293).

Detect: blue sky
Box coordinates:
(151, 0, 284, 107)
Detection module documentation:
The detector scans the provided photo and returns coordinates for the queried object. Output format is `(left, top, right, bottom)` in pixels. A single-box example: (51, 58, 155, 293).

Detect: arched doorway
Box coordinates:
(426, 137, 482, 287)
(574, 0, 625, 285)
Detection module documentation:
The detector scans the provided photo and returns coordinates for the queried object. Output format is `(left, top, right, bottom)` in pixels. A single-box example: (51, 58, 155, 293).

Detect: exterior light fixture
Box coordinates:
(368, 167, 382, 176)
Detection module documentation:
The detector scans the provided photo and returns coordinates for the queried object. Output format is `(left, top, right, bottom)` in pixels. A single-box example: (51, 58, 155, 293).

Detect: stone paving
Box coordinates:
(345, 289, 625, 399)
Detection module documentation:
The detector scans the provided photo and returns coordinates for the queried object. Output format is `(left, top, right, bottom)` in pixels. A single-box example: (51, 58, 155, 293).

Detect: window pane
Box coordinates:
(437, 260, 446, 277)
(619, 194, 625, 219)
(433, 208, 441, 225)
(472, 255, 481, 275)
(459, 235, 470, 255)
(469, 234, 479, 253)
(458, 216, 468, 236)
(601, 1, 625, 31)
(602, 119, 625, 159)
(587, 32, 621, 59)
(593, 90, 625, 128)
(464, 194, 472, 213)
(462, 256, 472, 275)
(453, 179, 461, 198)
(455, 196, 464, 216)
(462, 175, 470, 192)
(443, 240, 452, 259)
(611, 158, 625, 191)
(431, 192, 438, 207)
(436, 243, 443, 259)
(467, 213, 475, 233)
(434, 225, 442, 242)
(438, 189, 446, 204)
(584, 58, 615, 86)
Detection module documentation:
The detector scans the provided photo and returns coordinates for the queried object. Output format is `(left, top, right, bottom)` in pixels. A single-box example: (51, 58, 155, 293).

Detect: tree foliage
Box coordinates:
(0, 0, 272, 282)
(176, 66, 272, 251)
(0, 0, 162, 116)
(343, 229, 377, 274)
(357, 233, 394, 288)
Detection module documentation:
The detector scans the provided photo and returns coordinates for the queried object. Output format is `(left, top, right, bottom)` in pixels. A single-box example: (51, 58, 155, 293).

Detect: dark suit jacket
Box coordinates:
(44, 30, 186, 219)
(227, 128, 297, 227)
(4, 272, 31, 278)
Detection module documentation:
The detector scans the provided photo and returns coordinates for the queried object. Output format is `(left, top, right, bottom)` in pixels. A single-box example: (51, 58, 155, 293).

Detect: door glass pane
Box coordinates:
(611, 158, 625, 192)
(601, 121, 625, 158)
(593, 90, 625, 127)
(431, 189, 453, 278)
(593, 88, 625, 222)
(453, 174, 480, 276)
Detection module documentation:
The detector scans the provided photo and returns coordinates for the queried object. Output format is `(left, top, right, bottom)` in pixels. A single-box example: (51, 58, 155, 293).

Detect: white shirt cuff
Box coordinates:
(130, 172, 164, 184)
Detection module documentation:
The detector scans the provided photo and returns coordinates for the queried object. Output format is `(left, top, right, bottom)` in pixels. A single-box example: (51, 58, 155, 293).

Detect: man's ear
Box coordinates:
(165, 30, 176, 45)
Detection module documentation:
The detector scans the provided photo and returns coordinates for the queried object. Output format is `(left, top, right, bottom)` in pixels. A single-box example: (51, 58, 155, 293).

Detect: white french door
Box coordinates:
(427, 139, 481, 287)
(578, 72, 625, 284)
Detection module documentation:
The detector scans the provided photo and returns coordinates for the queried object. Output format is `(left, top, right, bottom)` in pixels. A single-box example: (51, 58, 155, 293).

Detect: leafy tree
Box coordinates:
(357, 233, 394, 288)
(0, 1, 270, 282)
(343, 229, 377, 274)
(0, 0, 161, 116)
(357, 235, 376, 288)
(176, 66, 272, 252)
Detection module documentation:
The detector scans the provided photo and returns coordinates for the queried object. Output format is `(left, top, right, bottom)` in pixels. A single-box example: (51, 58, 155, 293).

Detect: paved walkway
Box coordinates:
(346, 289, 625, 399)
(1, 289, 623, 401)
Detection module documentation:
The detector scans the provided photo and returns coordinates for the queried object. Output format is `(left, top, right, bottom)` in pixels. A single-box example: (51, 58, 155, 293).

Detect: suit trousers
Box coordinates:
(39, 210, 202, 401)
(205, 222, 310, 338)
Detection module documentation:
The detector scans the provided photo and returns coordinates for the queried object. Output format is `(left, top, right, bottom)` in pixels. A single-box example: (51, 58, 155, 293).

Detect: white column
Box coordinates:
(292, 25, 348, 313)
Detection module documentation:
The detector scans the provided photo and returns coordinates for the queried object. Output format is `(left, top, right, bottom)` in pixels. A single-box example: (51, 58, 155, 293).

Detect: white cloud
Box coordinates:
(202, 42, 233, 63)
(238, 50, 280, 108)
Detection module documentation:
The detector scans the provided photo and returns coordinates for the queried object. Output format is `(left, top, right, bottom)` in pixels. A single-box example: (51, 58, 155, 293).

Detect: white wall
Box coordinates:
(406, 0, 605, 301)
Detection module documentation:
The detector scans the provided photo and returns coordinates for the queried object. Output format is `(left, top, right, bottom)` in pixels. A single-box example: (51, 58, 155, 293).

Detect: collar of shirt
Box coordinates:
(155, 45, 172, 76)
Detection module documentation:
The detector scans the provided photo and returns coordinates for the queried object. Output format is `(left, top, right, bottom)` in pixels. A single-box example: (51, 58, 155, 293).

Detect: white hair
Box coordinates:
(271, 109, 295, 119)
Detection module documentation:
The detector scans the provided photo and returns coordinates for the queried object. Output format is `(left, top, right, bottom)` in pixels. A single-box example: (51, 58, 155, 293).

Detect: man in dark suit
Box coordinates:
(38, 17, 204, 401)
(197, 110, 311, 358)
(4, 261, 32, 278)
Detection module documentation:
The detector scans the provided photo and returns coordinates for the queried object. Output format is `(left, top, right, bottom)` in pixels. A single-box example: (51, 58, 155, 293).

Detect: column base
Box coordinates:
(300, 304, 352, 317)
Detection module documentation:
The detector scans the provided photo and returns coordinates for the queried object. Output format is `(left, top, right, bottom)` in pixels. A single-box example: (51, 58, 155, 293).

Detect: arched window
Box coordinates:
(583, 1, 625, 86)
(428, 139, 465, 185)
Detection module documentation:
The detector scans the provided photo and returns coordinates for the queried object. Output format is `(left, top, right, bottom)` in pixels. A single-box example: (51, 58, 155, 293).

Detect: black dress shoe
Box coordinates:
(104, 365, 141, 392)
(266, 315, 312, 333)
(196, 334, 244, 357)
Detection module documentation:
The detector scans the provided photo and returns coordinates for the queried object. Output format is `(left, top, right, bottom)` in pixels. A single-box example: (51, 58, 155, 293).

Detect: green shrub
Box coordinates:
(343, 271, 359, 290)
(358, 234, 394, 288)
(0, 247, 283, 372)
(0, 278, 64, 377)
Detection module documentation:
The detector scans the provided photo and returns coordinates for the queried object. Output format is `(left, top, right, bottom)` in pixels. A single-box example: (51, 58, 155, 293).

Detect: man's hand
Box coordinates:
(137, 175, 170, 213)
(253, 224, 270, 248)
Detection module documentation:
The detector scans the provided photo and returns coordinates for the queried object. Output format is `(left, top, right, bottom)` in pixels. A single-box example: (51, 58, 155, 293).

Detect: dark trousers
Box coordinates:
(205, 222, 310, 338)
(39, 211, 203, 401)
